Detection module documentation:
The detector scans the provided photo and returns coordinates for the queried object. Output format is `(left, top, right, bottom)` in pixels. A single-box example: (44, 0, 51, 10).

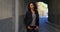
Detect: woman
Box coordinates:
(24, 2, 39, 32)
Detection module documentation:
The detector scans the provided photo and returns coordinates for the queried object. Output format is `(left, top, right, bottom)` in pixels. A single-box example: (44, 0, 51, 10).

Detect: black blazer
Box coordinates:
(24, 10, 39, 26)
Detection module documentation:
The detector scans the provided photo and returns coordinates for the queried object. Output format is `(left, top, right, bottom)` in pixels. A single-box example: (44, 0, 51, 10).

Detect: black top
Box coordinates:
(24, 10, 39, 26)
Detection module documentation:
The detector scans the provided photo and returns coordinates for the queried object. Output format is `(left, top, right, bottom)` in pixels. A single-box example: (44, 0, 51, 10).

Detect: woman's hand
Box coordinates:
(35, 26, 39, 30)
(27, 26, 32, 30)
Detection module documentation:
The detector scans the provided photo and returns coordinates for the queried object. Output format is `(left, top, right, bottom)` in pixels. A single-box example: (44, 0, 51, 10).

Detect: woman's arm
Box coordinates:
(36, 14, 39, 26)
(24, 12, 29, 26)
(36, 11, 39, 26)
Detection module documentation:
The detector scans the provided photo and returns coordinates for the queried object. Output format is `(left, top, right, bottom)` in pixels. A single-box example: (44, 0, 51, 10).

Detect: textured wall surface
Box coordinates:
(0, 18, 15, 32)
(48, 0, 60, 25)
(0, 0, 13, 19)
(0, 0, 15, 32)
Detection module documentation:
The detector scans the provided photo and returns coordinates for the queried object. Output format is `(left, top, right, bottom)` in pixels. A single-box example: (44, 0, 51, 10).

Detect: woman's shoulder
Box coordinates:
(25, 11, 30, 15)
(26, 11, 31, 13)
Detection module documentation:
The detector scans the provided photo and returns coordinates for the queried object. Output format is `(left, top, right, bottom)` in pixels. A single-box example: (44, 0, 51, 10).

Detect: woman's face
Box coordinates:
(30, 3, 34, 9)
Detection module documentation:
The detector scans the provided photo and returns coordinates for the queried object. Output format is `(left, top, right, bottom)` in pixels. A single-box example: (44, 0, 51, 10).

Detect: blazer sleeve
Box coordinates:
(24, 12, 28, 26)
(36, 11, 39, 26)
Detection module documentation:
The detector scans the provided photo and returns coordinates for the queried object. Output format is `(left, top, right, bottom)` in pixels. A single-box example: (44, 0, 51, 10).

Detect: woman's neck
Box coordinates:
(31, 9, 35, 13)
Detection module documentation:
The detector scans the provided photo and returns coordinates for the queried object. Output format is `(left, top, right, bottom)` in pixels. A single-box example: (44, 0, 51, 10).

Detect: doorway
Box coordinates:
(36, 2, 48, 23)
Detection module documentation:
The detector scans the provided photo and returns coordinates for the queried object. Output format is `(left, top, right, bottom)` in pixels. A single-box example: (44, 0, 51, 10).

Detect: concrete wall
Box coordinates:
(48, 0, 60, 25)
(19, 0, 25, 15)
(0, 0, 13, 19)
(19, 0, 26, 32)
(0, 0, 15, 32)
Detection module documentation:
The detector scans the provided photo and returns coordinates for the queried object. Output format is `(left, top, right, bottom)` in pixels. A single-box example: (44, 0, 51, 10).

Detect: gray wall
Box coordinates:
(48, 0, 60, 25)
(0, 0, 12, 19)
(19, 0, 26, 32)
(0, 0, 15, 32)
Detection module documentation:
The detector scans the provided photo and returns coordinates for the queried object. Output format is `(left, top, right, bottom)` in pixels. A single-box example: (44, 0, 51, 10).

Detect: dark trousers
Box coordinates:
(26, 26, 38, 32)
